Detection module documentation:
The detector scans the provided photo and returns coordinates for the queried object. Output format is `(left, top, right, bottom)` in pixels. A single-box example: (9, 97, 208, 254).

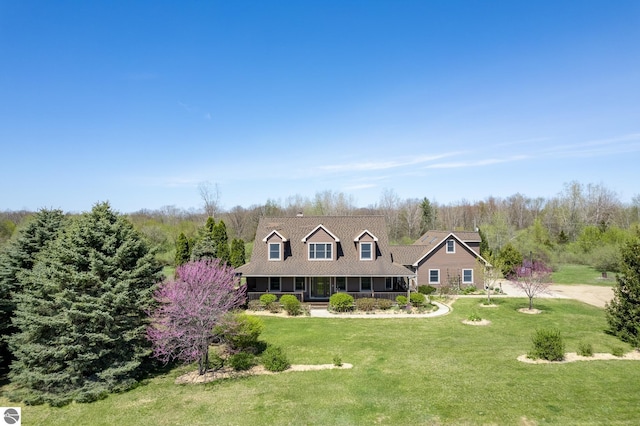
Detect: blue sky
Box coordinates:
(1, 1, 639, 213)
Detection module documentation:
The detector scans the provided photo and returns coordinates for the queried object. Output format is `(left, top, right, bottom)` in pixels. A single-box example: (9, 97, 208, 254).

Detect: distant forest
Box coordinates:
(2, 180, 639, 273)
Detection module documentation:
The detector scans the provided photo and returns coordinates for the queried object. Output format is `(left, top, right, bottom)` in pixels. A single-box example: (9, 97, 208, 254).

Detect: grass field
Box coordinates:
(2, 298, 639, 425)
(552, 264, 616, 286)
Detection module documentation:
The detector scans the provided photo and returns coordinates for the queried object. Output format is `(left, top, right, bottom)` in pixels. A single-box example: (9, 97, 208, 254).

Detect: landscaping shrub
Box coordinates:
(461, 286, 476, 295)
(611, 346, 625, 357)
(215, 313, 265, 352)
(262, 345, 290, 372)
(468, 312, 481, 322)
(333, 355, 342, 367)
(355, 297, 377, 311)
(329, 293, 354, 312)
(409, 293, 425, 307)
(528, 328, 565, 361)
(248, 300, 262, 311)
(396, 295, 408, 306)
(577, 341, 593, 357)
(376, 298, 393, 310)
(279, 294, 302, 316)
(209, 352, 225, 370)
(228, 352, 255, 371)
(259, 293, 278, 308)
(418, 285, 437, 295)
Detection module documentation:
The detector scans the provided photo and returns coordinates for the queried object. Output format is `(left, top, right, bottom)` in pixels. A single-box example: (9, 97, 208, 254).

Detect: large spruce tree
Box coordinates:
(7, 203, 162, 405)
(0, 209, 66, 369)
(606, 229, 640, 347)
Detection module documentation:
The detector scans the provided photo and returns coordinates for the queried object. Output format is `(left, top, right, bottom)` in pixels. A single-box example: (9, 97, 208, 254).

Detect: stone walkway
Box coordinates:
(309, 301, 450, 318)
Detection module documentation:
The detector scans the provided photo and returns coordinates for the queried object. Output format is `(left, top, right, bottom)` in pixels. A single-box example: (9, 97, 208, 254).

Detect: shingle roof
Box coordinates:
(236, 216, 414, 277)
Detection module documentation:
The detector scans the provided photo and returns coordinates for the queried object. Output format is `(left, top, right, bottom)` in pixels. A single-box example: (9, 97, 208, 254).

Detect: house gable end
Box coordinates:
(413, 233, 489, 267)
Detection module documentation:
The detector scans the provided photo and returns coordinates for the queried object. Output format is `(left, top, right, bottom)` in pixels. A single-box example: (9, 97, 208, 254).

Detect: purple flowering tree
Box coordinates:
(508, 260, 553, 310)
(147, 259, 246, 375)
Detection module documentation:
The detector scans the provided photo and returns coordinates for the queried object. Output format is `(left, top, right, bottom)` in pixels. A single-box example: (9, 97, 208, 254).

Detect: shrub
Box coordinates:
(376, 298, 394, 310)
(279, 294, 302, 316)
(329, 293, 354, 312)
(528, 328, 565, 361)
(209, 352, 225, 370)
(215, 313, 265, 352)
(461, 286, 476, 295)
(418, 285, 437, 295)
(611, 346, 625, 357)
(577, 341, 594, 357)
(396, 295, 408, 306)
(248, 300, 262, 311)
(409, 293, 425, 307)
(259, 293, 278, 308)
(228, 352, 255, 371)
(262, 345, 290, 372)
(355, 298, 377, 312)
(333, 355, 342, 367)
(468, 312, 482, 322)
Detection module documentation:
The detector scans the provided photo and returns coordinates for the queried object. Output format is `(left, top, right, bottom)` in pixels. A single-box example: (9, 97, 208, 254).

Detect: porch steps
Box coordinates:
(306, 301, 329, 309)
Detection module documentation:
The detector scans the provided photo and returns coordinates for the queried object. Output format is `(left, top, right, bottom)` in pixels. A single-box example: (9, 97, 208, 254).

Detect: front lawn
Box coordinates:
(3, 298, 639, 425)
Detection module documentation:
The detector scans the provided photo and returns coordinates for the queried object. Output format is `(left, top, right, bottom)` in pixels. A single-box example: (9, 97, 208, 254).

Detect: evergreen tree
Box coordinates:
(191, 217, 217, 261)
(478, 228, 490, 258)
(0, 209, 65, 369)
(174, 232, 191, 266)
(230, 238, 246, 268)
(213, 220, 230, 264)
(498, 243, 523, 277)
(419, 197, 436, 233)
(7, 202, 162, 405)
(606, 230, 640, 347)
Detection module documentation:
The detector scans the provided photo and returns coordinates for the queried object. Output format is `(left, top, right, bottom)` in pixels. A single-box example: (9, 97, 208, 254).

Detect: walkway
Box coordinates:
(309, 301, 450, 318)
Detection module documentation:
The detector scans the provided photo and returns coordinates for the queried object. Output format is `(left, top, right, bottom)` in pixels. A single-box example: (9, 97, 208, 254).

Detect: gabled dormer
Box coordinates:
(263, 230, 287, 261)
(354, 229, 378, 261)
(301, 224, 339, 261)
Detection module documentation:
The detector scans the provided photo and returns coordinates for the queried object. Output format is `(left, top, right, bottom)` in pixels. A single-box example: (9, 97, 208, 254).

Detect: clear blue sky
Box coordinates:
(2, 1, 639, 213)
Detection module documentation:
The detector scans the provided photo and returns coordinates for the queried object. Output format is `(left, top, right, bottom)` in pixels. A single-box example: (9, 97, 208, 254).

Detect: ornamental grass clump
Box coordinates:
(355, 297, 377, 312)
(376, 298, 394, 310)
(577, 341, 594, 357)
(528, 328, 565, 361)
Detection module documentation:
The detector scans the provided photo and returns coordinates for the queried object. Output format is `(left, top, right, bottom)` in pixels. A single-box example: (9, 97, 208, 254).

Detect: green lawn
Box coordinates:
(3, 298, 639, 425)
(552, 263, 616, 286)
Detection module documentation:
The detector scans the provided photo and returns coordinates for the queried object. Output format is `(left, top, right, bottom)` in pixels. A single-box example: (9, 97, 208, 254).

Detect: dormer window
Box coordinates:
(269, 242, 282, 261)
(360, 242, 372, 260)
(446, 239, 455, 253)
(309, 243, 332, 260)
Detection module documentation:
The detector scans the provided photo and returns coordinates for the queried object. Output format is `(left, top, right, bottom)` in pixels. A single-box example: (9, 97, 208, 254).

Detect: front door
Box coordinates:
(310, 277, 330, 298)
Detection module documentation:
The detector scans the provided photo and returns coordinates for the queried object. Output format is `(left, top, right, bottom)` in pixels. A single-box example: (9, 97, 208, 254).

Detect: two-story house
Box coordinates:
(236, 215, 489, 301)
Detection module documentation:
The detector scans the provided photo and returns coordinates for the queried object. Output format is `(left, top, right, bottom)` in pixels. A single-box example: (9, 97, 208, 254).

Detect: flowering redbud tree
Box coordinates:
(147, 259, 246, 375)
(508, 260, 552, 310)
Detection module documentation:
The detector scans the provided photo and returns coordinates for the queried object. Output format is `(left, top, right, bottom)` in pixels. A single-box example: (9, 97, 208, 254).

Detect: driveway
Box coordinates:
(499, 280, 614, 308)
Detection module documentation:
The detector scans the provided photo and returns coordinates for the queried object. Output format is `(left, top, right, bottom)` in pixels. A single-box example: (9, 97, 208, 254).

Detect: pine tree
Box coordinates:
(213, 220, 230, 264)
(419, 197, 436, 233)
(498, 243, 523, 277)
(606, 230, 640, 347)
(174, 232, 191, 266)
(230, 238, 246, 268)
(191, 217, 217, 261)
(7, 202, 162, 405)
(0, 209, 65, 369)
(478, 228, 490, 258)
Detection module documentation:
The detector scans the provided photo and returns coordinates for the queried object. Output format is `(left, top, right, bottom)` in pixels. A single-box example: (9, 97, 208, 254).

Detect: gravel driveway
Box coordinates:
(499, 280, 614, 308)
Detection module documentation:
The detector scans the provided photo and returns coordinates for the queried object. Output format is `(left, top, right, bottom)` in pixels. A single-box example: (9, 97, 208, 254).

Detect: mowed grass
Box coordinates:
(3, 298, 640, 425)
(553, 263, 616, 286)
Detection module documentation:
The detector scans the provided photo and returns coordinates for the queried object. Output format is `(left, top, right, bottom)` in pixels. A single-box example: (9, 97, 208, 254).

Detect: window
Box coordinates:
(269, 277, 281, 292)
(268, 243, 281, 260)
(462, 269, 473, 284)
(385, 277, 393, 290)
(446, 239, 455, 253)
(309, 243, 332, 260)
(336, 277, 346, 291)
(295, 277, 305, 291)
(360, 242, 372, 260)
(429, 269, 440, 284)
(360, 277, 372, 291)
